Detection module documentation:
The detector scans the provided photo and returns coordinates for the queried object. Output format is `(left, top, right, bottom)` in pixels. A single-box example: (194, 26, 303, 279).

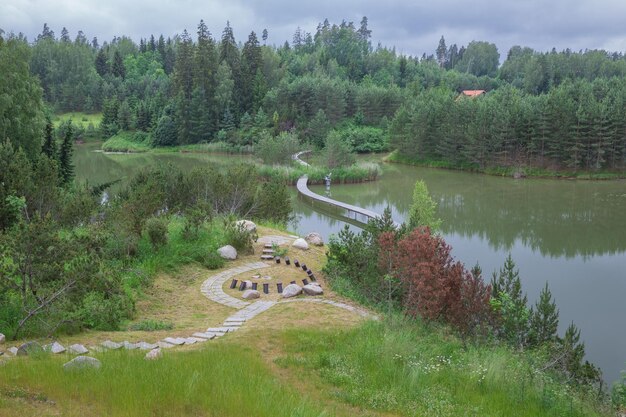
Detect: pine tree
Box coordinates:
(58, 121, 74, 185)
(308, 109, 331, 148)
(194, 20, 219, 137)
(241, 31, 263, 114)
(491, 254, 530, 347)
(60, 27, 70, 43)
(262, 29, 268, 44)
(436, 36, 447, 68)
(117, 100, 132, 131)
(112, 50, 126, 79)
(95, 48, 109, 76)
(41, 116, 56, 159)
(220, 22, 242, 118)
(529, 282, 559, 347)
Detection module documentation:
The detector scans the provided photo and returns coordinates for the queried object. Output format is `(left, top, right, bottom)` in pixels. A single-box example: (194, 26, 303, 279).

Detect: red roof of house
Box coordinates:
(461, 90, 486, 97)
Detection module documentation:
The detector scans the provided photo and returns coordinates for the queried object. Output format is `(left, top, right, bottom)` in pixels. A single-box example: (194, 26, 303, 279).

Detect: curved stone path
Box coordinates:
(201, 261, 269, 309)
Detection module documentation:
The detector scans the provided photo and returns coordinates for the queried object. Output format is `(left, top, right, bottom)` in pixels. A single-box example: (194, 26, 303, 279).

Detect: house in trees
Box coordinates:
(457, 90, 486, 100)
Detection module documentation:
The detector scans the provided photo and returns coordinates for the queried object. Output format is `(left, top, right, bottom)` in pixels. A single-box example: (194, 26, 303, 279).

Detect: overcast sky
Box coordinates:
(2, 0, 626, 59)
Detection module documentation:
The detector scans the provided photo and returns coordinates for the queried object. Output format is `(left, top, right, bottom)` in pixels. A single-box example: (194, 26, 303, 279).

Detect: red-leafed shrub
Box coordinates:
(381, 227, 491, 336)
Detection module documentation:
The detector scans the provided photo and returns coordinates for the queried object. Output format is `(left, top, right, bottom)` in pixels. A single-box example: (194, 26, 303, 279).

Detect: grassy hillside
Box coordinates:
(0, 224, 613, 417)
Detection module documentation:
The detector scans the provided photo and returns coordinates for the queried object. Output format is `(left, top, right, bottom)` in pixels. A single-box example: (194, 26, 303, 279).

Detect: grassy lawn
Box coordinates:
(53, 112, 102, 129)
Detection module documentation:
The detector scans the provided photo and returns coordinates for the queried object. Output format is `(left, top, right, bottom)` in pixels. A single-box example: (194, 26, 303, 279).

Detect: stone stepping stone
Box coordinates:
(122, 341, 140, 350)
(187, 337, 208, 343)
(63, 356, 101, 370)
(8, 347, 18, 356)
(222, 321, 243, 327)
(162, 337, 186, 346)
(264, 244, 273, 248)
(192, 332, 216, 340)
(262, 249, 274, 254)
(206, 327, 236, 334)
(101, 340, 122, 350)
(137, 342, 158, 350)
(157, 341, 175, 349)
(260, 255, 274, 260)
(68, 344, 89, 354)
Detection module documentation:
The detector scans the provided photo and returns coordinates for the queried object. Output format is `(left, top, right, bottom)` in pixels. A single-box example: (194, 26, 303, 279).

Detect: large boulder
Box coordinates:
(292, 238, 309, 251)
(63, 356, 101, 371)
(303, 284, 324, 296)
(235, 220, 257, 233)
(282, 284, 303, 298)
(218, 245, 237, 260)
(0, 333, 4, 344)
(304, 232, 324, 246)
(17, 341, 43, 356)
(242, 289, 260, 300)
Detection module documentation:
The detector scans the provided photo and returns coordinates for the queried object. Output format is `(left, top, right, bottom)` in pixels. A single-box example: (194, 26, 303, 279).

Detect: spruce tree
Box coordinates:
(95, 48, 109, 76)
(491, 254, 530, 347)
(58, 121, 74, 185)
(529, 282, 559, 347)
(41, 116, 56, 159)
(112, 50, 126, 79)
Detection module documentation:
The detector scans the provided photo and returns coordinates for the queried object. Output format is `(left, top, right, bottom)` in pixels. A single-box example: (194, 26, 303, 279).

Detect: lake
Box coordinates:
(75, 144, 626, 383)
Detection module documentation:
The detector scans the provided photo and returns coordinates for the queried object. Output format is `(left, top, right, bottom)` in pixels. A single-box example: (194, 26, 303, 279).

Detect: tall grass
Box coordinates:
(277, 317, 610, 417)
(0, 344, 326, 417)
(102, 132, 152, 152)
(257, 162, 380, 185)
(120, 217, 226, 290)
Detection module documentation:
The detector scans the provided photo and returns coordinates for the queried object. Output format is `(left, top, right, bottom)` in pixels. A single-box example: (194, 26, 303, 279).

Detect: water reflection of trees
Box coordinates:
(315, 166, 626, 259)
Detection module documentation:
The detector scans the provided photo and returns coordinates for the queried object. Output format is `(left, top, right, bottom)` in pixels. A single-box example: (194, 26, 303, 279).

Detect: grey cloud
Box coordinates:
(1, 0, 625, 58)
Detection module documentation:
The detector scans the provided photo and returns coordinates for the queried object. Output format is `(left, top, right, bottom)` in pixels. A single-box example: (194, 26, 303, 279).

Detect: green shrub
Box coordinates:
(77, 291, 127, 331)
(145, 217, 169, 249)
(128, 319, 174, 332)
(224, 218, 257, 255)
(197, 252, 225, 270)
(322, 131, 356, 168)
(337, 125, 389, 153)
(255, 131, 301, 165)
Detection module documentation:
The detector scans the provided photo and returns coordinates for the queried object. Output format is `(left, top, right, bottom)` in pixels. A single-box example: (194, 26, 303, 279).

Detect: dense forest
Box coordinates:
(4, 19, 626, 172)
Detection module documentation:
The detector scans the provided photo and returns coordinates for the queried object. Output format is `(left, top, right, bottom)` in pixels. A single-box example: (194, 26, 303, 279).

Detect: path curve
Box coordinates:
(292, 151, 400, 228)
(200, 261, 269, 309)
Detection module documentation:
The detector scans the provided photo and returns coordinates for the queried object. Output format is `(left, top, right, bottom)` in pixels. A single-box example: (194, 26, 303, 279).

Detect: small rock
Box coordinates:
(145, 348, 162, 360)
(282, 283, 303, 298)
(303, 284, 324, 296)
(217, 245, 237, 260)
(101, 340, 122, 350)
(8, 347, 18, 356)
(68, 344, 89, 355)
(17, 341, 43, 356)
(244, 280, 253, 290)
(304, 232, 324, 246)
(0, 333, 5, 344)
(48, 342, 66, 354)
(235, 220, 257, 233)
(292, 238, 309, 251)
(63, 356, 101, 370)
(242, 290, 260, 300)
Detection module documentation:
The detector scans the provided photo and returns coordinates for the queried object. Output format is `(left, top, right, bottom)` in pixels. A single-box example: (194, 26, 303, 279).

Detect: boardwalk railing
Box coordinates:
(293, 151, 400, 228)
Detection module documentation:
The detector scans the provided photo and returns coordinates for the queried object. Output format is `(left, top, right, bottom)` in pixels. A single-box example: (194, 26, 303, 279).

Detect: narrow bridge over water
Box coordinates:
(293, 151, 400, 228)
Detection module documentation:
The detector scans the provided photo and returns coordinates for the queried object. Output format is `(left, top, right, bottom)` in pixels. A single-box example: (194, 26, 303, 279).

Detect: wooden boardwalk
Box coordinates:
(293, 151, 400, 228)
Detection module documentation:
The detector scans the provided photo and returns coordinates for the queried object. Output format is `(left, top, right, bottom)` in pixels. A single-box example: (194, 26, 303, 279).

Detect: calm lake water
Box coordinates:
(75, 144, 626, 383)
